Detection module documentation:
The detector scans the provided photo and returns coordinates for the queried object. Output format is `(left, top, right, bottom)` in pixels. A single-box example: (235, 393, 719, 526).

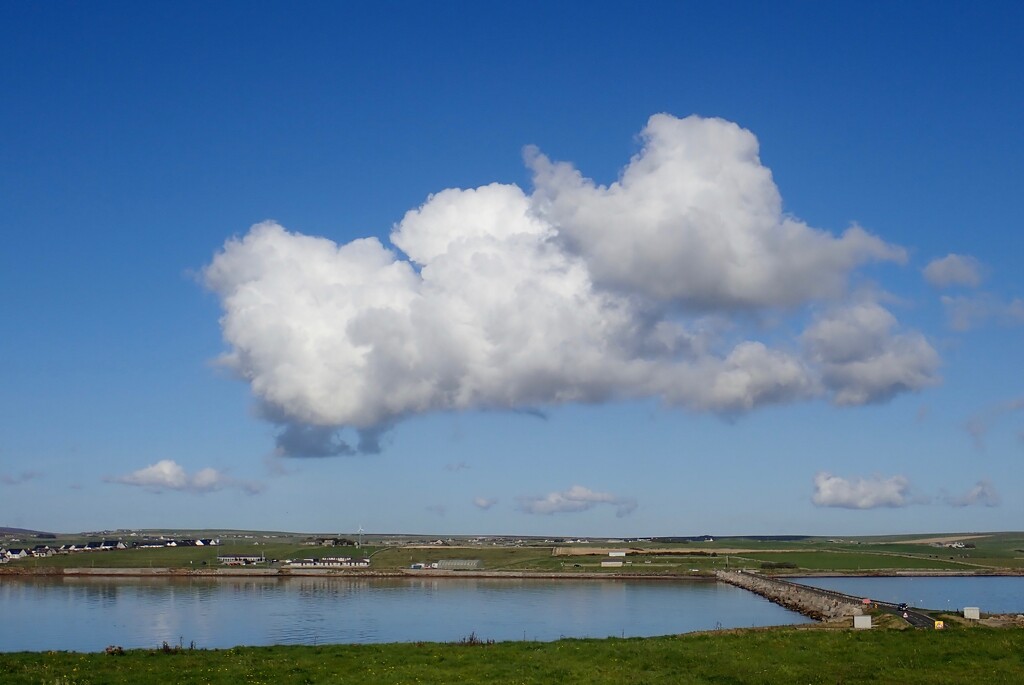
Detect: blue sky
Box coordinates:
(2, 2, 1021, 537)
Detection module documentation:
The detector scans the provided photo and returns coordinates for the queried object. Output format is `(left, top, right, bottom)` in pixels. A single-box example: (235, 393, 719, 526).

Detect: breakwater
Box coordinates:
(716, 570, 863, 621)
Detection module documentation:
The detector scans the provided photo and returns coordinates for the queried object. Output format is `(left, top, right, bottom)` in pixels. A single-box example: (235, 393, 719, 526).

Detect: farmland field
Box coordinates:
(3, 531, 1023, 575)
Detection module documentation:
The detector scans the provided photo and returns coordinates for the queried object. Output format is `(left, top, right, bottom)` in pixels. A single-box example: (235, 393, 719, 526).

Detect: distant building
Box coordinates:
(217, 554, 265, 565)
(435, 559, 481, 570)
(286, 557, 370, 568)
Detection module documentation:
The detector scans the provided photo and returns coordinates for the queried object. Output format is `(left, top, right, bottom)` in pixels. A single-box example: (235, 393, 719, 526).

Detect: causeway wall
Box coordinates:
(716, 570, 863, 622)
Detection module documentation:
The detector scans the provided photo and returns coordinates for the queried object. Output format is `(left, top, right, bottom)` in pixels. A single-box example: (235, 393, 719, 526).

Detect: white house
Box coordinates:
(218, 554, 264, 565)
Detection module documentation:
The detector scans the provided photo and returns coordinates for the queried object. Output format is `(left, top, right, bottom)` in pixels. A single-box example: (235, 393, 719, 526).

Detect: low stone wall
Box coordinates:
(716, 570, 862, 622)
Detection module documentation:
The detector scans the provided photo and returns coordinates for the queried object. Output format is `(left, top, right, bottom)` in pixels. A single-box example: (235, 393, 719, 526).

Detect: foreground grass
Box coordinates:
(2, 627, 1022, 684)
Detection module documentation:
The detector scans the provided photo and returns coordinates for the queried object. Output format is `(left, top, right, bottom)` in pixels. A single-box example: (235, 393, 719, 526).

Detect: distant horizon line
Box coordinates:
(3, 526, 1015, 540)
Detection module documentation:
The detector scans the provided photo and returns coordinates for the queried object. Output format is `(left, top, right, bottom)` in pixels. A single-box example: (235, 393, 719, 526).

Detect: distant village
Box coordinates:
(0, 535, 373, 570)
(0, 536, 221, 563)
(0, 529, 727, 570)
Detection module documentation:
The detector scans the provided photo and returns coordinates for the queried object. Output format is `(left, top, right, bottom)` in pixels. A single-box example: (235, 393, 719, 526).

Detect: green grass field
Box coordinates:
(5, 531, 1024, 575)
(2, 626, 1022, 684)
(731, 551, 976, 571)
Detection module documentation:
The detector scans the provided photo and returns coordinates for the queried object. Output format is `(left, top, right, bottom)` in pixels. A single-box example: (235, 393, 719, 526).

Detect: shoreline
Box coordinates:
(0, 567, 707, 580)
(1, 566, 1021, 579)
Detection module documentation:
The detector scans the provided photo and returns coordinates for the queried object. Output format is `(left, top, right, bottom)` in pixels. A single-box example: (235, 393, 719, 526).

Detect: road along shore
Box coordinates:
(0, 567, 722, 580)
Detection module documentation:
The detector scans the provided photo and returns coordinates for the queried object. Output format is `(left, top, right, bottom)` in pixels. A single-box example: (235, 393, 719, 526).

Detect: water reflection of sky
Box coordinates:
(0, 577, 811, 652)
(795, 576, 1024, 614)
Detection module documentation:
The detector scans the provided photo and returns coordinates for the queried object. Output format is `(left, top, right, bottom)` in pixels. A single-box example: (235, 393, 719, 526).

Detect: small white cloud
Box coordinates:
(472, 497, 497, 510)
(943, 296, 986, 332)
(107, 460, 261, 494)
(923, 254, 984, 289)
(1, 471, 41, 486)
(812, 472, 910, 509)
(112, 460, 188, 490)
(191, 468, 223, 491)
(941, 295, 1024, 331)
(963, 397, 1024, 450)
(1011, 299, 1024, 323)
(946, 480, 1000, 508)
(517, 485, 637, 518)
(803, 301, 940, 405)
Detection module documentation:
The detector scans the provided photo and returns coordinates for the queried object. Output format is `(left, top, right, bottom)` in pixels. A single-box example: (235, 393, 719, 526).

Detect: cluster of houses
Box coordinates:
(285, 557, 371, 568)
(131, 538, 220, 548)
(0, 537, 220, 563)
(301, 537, 357, 547)
(215, 555, 371, 568)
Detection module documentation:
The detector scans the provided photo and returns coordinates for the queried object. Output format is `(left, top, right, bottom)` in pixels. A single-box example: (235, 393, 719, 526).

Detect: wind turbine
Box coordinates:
(357, 525, 364, 548)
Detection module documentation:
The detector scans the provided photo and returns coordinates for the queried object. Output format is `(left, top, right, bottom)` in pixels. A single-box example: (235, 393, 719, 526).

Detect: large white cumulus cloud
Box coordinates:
(203, 114, 938, 443)
(529, 114, 905, 309)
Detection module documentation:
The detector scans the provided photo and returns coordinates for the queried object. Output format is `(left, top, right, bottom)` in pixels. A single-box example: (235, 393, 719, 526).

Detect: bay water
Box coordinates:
(0, 576, 811, 652)
(795, 575, 1024, 614)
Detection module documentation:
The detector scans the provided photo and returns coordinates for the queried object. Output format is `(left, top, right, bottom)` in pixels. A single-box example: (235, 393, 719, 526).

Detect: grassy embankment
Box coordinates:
(2, 625, 1022, 684)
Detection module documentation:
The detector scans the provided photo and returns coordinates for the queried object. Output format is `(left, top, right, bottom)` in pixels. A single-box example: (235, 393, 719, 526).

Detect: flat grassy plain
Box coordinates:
(5, 531, 1023, 575)
(730, 551, 974, 571)
(2, 626, 1022, 684)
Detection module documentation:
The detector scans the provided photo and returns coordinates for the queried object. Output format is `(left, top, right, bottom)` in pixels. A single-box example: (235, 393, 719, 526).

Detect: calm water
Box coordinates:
(795, 576, 1024, 613)
(0, 576, 810, 652)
